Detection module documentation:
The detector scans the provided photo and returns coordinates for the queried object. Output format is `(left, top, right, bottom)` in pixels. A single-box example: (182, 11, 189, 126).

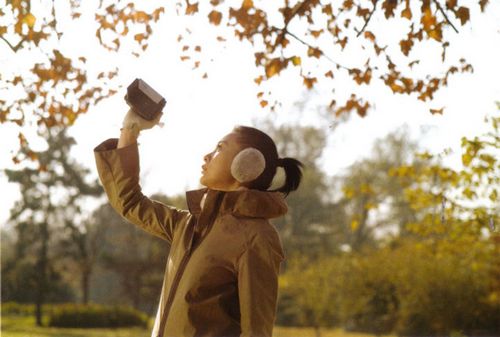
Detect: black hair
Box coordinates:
(232, 125, 304, 197)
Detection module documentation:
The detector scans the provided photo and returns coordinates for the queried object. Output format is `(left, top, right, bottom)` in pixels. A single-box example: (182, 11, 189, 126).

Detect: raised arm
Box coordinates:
(94, 111, 187, 243)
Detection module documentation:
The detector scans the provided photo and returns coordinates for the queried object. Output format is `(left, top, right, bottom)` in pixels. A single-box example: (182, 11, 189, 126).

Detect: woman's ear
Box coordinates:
(230, 147, 266, 183)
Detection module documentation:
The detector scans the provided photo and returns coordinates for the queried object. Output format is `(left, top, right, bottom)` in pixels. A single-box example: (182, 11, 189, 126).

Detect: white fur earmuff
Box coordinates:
(230, 147, 266, 183)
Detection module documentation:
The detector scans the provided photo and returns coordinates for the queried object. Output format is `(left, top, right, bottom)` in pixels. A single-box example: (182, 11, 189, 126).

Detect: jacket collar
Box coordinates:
(185, 188, 287, 219)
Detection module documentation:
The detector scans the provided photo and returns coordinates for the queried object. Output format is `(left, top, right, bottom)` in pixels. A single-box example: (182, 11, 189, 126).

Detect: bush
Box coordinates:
(48, 303, 149, 328)
(1, 302, 36, 316)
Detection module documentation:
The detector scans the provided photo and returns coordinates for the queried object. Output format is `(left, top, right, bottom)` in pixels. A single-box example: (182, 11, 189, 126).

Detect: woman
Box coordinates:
(94, 110, 303, 337)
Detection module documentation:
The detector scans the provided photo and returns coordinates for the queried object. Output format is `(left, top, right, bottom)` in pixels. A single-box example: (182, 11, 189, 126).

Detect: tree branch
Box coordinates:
(356, 0, 379, 37)
(433, 0, 459, 33)
(284, 30, 352, 71)
(0, 36, 26, 52)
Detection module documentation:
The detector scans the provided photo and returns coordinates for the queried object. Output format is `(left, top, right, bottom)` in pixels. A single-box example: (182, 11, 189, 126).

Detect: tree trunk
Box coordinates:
(313, 324, 322, 337)
(35, 222, 49, 326)
(81, 265, 91, 304)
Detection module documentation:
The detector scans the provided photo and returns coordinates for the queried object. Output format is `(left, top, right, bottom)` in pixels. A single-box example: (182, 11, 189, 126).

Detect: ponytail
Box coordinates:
(272, 157, 304, 197)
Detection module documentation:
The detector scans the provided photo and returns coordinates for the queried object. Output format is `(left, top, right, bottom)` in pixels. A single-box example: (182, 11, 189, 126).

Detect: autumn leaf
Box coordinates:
(22, 13, 36, 28)
(260, 100, 268, 107)
(265, 58, 285, 78)
(456, 7, 470, 25)
(401, 7, 412, 20)
(303, 76, 317, 89)
(430, 107, 444, 115)
(307, 46, 321, 58)
(310, 29, 324, 38)
(186, 1, 199, 15)
(399, 39, 413, 56)
(242, 0, 254, 10)
(208, 10, 223, 25)
(364, 31, 375, 41)
(325, 70, 334, 78)
(254, 75, 263, 85)
(291, 56, 301, 66)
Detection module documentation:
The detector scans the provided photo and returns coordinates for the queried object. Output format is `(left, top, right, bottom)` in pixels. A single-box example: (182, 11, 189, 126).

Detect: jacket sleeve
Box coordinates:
(237, 229, 285, 337)
(94, 138, 189, 243)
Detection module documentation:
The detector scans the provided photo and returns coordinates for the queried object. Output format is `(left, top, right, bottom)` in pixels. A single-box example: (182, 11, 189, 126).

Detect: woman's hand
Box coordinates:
(118, 109, 163, 149)
(122, 108, 163, 132)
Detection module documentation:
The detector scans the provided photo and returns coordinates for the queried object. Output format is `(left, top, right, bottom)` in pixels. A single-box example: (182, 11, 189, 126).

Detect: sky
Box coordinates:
(1, 1, 500, 227)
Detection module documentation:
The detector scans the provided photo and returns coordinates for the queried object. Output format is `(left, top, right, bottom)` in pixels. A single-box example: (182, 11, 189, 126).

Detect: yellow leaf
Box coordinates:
(489, 189, 498, 202)
(291, 56, 301, 66)
(265, 59, 284, 78)
(351, 220, 359, 231)
(260, 100, 268, 108)
(23, 13, 36, 28)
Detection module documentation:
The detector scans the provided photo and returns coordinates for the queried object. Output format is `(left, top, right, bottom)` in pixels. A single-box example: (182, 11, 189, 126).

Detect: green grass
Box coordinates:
(1, 315, 387, 337)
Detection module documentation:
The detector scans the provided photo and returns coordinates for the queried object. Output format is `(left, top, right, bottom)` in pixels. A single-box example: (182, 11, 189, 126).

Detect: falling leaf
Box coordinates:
(260, 100, 268, 107)
(208, 10, 222, 25)
(456, 6, 470, 25)
(254, 76, 263, 85)
(180, 56, 190, 61)
(325, 70, 334, 78)
(303, 76, 317, 89)
(195, 45, 201, 52)
(257, 92, 264, 98)
(186, 1, 199, 15)
(364, 31, 375, 41)
(430, 107, 444, 115)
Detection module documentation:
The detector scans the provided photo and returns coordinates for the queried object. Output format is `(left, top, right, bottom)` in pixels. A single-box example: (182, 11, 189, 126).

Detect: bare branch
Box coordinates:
(433, 0, 459, 33)
(356, 0, 379, 37)
(284, 30, 352, 71)
(0, 36, 26, 52)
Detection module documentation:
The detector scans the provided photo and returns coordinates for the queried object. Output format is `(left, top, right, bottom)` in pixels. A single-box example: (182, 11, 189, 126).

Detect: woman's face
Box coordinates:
(200, 132, 243, 191)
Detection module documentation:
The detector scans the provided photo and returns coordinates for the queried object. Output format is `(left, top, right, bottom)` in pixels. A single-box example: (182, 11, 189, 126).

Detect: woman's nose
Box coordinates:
(203, 152, 212, 162)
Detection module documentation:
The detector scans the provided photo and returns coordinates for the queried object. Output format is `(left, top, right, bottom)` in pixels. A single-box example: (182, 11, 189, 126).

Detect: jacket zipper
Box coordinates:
(157, 192, 224, 337)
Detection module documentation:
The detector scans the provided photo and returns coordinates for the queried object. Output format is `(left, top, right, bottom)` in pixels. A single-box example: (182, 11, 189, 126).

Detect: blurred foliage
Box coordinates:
(278, 112, 500, 336)
(48, 303, 148, 328)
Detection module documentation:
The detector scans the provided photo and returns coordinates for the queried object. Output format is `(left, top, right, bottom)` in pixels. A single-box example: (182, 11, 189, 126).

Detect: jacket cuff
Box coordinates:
(94, 138, 140, 178)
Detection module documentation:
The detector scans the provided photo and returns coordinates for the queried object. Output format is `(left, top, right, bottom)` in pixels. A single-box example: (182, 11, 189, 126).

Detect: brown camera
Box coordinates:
(124, 78, 166, 121)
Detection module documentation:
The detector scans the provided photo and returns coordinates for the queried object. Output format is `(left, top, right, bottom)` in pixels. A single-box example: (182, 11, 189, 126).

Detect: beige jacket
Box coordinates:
(94, 139, 287, 337)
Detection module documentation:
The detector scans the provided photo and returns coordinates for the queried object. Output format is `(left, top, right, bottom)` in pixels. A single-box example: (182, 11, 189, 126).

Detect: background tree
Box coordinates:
(97, 193, 186, 314)
(4, 127, 102, 325)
